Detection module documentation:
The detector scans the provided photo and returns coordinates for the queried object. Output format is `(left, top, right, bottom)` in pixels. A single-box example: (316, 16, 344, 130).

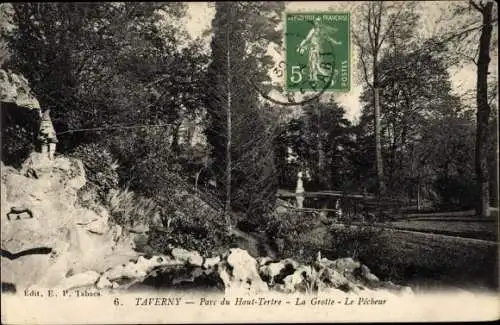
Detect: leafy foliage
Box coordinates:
(148, 189, 231, 256)
(5, 2, 205, 153)
(276, 99, 354, 191)
(328, 220, 385, 261)
(106, 187, 159, 228)
(70, 142, 119, 201)
(356, 43, 484, 207)
(1, 102, 38, 168)
(261, 210, 323, 263)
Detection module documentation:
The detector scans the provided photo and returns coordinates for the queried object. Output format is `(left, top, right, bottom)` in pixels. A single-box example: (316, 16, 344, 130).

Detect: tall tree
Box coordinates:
(359, 45, 460, 197)
(280, 99, 353, 191)
(6, 3, 190, 150)
(204, 2, 283, 230)
(437, 0, 498, 216)
(471, 0, 495, 217)
(352, 1, 419, 196)
(416, 107, 477, 210)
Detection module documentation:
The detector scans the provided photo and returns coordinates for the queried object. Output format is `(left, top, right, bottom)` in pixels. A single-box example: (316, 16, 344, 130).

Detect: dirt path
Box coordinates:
(379, 226, 497, 245)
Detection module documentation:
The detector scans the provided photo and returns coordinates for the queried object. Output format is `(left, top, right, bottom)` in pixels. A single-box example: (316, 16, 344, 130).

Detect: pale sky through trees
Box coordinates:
(182, 1, 497, 122)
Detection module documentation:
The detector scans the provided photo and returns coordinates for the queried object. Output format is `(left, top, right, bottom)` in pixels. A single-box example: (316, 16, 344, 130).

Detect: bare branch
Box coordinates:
(367, 3, 375, 51)
(440, 23, 484, 45)
(378, 4, 405, 50)
(469, 0, 484, 13)
(373, 2, 382, 51)
(358, 45, 373, 89)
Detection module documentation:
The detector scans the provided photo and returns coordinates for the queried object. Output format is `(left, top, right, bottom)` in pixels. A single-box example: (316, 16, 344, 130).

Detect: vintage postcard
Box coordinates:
(1, 1, 498, 324)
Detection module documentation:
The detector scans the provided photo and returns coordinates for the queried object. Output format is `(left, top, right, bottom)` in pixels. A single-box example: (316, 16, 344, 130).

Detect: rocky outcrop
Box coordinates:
(1, 153, 413, 297)
(217, 248, 269, 294)
(50, 246, 412, 297)
(0, 69, 40, 109)
(1, 153, 139, 289)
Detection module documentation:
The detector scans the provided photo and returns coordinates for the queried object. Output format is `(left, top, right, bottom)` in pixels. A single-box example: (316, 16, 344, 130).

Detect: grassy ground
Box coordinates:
(282, 217, 499, 292)
(352, 229, 498, 292)
(242, 207, 499, 292)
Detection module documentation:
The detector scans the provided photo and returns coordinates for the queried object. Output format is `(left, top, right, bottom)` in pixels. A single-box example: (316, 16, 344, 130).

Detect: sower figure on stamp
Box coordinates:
(37, 109, 58, 160)
(297, 16, 342, 83)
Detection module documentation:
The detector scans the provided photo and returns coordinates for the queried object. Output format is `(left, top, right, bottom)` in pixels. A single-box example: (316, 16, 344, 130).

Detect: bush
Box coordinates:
(1, 103, 39, 168)
(261, 210, 323, 263)
(260, 208, 387, 264)
(434, 175, 476, 210)
(147, 189, 231, 256)
(106, 187, 159, 228)
(105, 128, 179, 196)
(70, 138, 233, 256)
(328, 219, 384, 261)
(69, 143, 120, 201)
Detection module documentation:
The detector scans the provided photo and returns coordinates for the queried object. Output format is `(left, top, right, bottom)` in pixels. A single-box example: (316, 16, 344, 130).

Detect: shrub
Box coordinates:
(71, 137, 233, 256)
(328, 219, 385, 261)
(260, 208, 387, 264)
(70, 143, 120, 201)
(102, 129, 233, 256)
(148, 188, 231, 256)
(434, 175, 476, 210)
(1, 103, 39, 168)
(106, 187, 159, 228)
(261, 210, 323, 263)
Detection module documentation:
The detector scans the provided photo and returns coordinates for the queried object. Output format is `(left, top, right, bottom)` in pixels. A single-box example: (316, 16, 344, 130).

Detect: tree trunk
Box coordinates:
(374, 87, 386, 196)
(225, 22, 232, 230)
(171, 121, 182, 154)
(475, 1, 493, 218)
(316, 106, 325, 187)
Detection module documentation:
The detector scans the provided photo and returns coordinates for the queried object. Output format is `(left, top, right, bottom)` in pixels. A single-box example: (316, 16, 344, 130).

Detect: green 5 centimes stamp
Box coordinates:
(285, 12, 350, 92)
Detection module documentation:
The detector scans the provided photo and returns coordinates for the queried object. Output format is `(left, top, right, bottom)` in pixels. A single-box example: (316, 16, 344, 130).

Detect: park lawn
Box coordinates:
(267, 213, 497, 292)
(383, 219, 498, 241)
(355, 229, 498, 292)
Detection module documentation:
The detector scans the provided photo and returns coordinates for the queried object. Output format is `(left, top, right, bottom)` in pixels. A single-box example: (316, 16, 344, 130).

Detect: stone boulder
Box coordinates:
(0, 69, 40, 109)
(280, 265, 313, 293)
(56, 270, 100, 290)
(170, 247, 203, 267)
(259, 258, 300, 286)
(1, 154, 139, 289)
(2, 154, 86, 251)
(217, 248, 269, 295)
(101, 255, 181, 287)
(32, 243, 413, 297)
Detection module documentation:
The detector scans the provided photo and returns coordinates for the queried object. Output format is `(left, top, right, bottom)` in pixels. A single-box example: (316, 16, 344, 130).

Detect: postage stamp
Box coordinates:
(1, 1, 498, 324)
(285, 12, 350, 92)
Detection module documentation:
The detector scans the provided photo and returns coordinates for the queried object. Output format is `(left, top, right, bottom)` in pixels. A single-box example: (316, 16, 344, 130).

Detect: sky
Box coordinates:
(181, 1, 496, 122)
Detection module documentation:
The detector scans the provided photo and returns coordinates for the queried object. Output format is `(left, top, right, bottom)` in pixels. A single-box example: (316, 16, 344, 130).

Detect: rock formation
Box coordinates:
(0, 69, 40, 110)
(1, 153, 139, 289)
(1, 153, 413, 297)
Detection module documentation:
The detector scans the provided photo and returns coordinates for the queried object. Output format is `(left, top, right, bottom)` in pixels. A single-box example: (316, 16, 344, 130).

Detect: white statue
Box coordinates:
(335, 199, 343, 218)
(296, 171, 305, 209)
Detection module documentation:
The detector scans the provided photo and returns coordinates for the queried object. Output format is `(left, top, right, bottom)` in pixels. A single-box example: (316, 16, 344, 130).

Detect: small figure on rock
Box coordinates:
(37, 109, 58, 160)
